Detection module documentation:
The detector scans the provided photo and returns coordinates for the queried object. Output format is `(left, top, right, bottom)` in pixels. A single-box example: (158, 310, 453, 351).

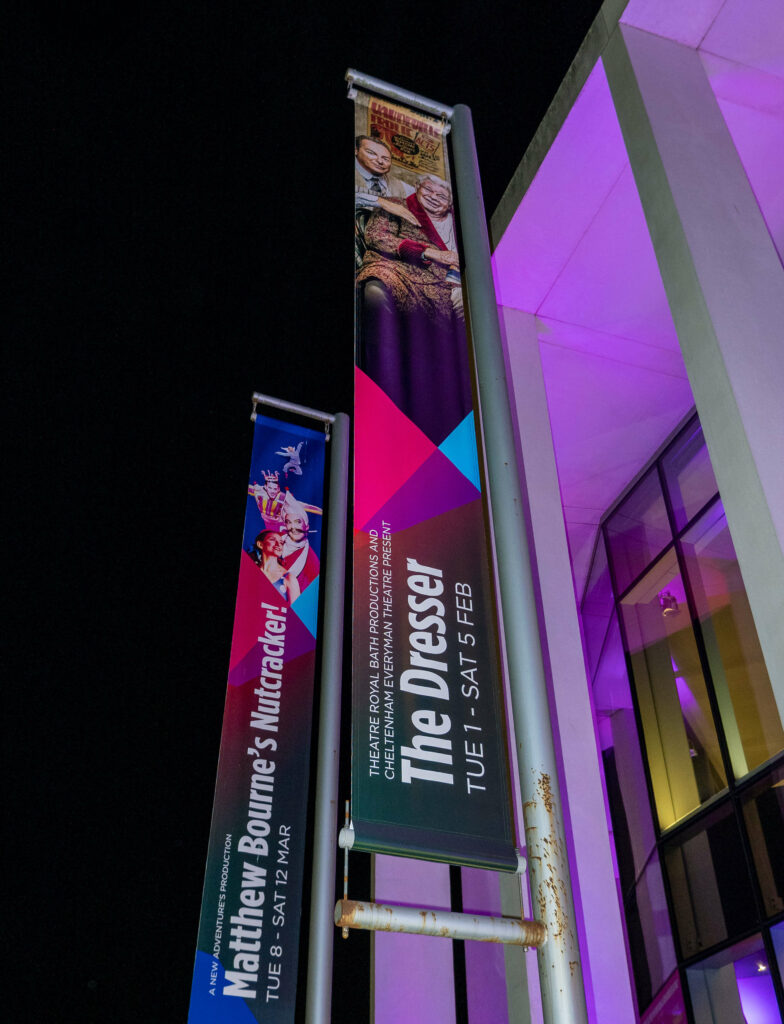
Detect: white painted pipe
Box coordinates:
(335, 899, 547, 948)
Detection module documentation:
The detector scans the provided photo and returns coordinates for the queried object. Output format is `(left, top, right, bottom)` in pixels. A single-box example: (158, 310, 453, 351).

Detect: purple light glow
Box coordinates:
(736, 974, 780, 1023)
(493, 63, 628, 313)
(735, 949, 779, 1024)
(493, 59, 694, 601)
(674, 674, 699, 716)
(670, 652, 700, 718)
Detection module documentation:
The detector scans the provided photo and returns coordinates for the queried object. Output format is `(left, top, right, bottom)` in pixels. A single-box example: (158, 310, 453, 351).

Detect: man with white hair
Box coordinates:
(279, 501, 320, 593)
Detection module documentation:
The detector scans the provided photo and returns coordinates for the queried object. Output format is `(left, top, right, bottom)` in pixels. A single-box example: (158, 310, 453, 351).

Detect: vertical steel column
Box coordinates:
(450, 104, 588, 1024)
(305, 412, 350, 1024)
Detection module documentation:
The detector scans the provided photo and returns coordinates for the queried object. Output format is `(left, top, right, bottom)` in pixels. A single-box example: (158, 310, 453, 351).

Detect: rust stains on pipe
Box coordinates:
(334, 899, 547, 948)
(523, 770, 578, 957)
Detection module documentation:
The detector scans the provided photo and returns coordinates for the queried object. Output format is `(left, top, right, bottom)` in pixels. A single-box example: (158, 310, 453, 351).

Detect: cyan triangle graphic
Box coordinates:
(291, 577, 319, 638)
(439, 412, 480, 490)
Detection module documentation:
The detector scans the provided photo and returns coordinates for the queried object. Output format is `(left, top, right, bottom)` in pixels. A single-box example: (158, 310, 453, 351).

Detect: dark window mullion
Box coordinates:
(614, 538, 677, 605)
(449, 865, 468, 1024)
(603, 518, 665, 849)
(603, 517, 689, 1009)
(660, 460, 773, 930)
(657, 459, 736, 791)
(673, 490, 721, 544)
(678, 964, 697, 1024)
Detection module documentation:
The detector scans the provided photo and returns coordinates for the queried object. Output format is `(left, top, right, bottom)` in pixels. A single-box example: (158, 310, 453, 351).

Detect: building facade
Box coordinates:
(367, 1, 783, 1021)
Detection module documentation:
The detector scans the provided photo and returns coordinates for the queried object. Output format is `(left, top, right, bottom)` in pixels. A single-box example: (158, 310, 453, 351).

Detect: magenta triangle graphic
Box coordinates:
(227, 553, 315, 687)
(354, 368, 436, 527)
(360, 446, 480, 534)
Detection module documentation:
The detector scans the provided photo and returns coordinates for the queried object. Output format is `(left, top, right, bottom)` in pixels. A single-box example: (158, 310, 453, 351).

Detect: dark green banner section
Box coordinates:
(349, 822, 518, 873)
(350, 500, 516, 871)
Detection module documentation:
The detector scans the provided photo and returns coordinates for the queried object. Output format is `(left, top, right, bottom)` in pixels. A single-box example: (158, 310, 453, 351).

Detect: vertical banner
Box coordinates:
(188, 413, 326, 1023)
(352, 91, 517, 869)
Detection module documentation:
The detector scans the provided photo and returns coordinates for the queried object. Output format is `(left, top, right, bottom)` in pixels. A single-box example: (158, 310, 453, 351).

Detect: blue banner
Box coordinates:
(188, 412, 326, 1023)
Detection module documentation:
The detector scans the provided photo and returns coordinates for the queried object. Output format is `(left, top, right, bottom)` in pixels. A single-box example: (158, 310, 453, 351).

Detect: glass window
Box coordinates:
(606, 467, 672, 595)
(641, 970, 687, 1024)
(594, 614, 657, 889)
(741, 765, 784, 919)
(686, 934, 780, 1024)
(663, 803, 757, 960)
(621, 549, 727, 829)
(661, 419, 719, 532)
(625, 854, 678, 1014)
(582, 532, 614, 679)
(681, 500, 783, 779)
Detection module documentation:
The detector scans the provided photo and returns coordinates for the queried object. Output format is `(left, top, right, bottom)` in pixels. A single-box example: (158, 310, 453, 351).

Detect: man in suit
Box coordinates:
(355, 135, 419, 266)
(355, 135, 407, 202)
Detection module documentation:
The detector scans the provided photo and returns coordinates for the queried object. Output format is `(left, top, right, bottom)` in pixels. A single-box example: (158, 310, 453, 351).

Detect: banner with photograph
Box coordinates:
(188, 413, 326, 1023)
(352, 89, 517, 870)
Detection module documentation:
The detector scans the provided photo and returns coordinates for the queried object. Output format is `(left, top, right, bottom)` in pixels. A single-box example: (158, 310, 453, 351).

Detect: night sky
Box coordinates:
(10, 3, 602, 1021)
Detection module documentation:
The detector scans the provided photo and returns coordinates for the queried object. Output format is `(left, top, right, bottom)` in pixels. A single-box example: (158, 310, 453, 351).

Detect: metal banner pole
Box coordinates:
(305, 412, 350, 1024)
(450, 104, 588, 1024)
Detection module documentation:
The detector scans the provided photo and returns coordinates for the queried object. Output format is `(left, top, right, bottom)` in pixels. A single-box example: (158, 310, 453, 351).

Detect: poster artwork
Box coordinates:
(366, 95, 446, 177)
(352, 89, 516, 870)
(188, 414, 326, 1023)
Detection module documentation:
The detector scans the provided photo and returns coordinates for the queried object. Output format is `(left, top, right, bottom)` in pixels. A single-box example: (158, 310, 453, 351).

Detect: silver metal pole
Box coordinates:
(345, 69, 454, 124)
(304, 412, 350, 1024)
(450, 104, 588, 1024)
(335, 900, 547, 948)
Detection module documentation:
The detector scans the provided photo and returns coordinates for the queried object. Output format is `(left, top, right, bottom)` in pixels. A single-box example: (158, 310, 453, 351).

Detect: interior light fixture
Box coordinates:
(659, 590, 679, 617)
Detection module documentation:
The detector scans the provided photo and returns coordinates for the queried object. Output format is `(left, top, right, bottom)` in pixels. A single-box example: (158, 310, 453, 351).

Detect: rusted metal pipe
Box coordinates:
(335, 900, 547, 948)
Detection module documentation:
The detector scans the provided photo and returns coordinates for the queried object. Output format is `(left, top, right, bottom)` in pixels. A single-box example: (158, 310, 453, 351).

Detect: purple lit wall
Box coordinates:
(373, 856, 456, 1024)
(621, 0, 784, 266)
(492, 59, 693, 602)
(461, 869, 509, 1024)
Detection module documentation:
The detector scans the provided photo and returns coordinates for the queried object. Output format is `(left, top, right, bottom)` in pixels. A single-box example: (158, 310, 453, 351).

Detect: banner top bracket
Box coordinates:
(251, 392, 337, 426)
(346, 69, 454, 129)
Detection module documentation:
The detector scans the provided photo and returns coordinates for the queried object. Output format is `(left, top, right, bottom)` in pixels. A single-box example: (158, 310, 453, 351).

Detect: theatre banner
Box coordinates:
(188, 413, 326, 1023)
(351, 89, 517, 870)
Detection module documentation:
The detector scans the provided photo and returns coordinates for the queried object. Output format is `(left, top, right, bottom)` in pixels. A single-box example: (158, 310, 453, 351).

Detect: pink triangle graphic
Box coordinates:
(228, 553, 315, 687)
(361, 446, 480, 534)
(354, 368, 436, 528)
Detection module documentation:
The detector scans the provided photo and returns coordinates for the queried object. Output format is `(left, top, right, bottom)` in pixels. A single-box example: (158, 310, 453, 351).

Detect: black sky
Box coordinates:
(9, 3, 602, 1021)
